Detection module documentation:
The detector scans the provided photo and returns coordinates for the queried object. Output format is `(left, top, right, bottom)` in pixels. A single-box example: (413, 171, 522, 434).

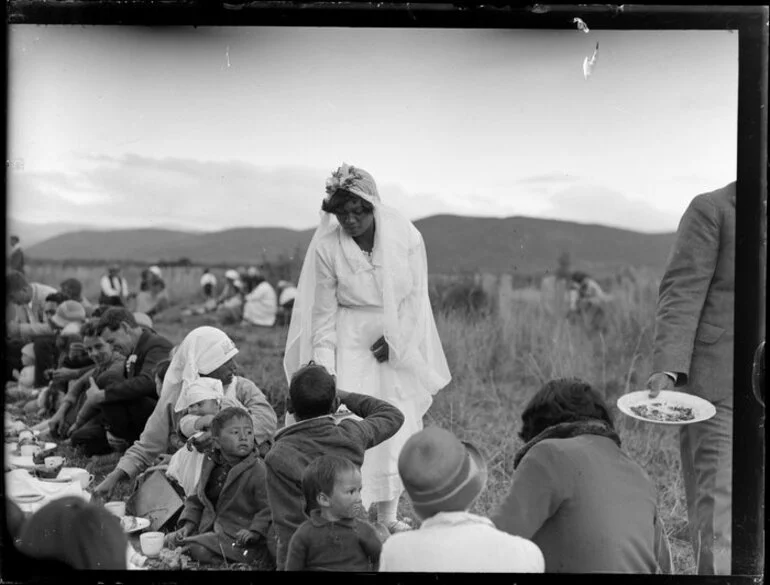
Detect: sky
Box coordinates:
(7, 26, 738, 234)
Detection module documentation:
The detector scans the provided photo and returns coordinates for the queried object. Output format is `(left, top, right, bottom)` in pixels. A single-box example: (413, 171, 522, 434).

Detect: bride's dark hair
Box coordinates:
(321, 189, 375, 215)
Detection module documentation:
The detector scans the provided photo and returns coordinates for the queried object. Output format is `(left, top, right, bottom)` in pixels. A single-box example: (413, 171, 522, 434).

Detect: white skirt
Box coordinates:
(335, 306, 433, 509)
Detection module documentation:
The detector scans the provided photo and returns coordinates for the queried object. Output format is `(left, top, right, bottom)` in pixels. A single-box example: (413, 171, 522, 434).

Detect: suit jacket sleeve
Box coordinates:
(62, 367, 96, 407)
(103, 338, 169, 403)
(652, 195, 721, 379)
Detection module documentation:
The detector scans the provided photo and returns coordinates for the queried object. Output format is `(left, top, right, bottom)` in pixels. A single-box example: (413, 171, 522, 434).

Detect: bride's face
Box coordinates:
(334, 197, 374, 239)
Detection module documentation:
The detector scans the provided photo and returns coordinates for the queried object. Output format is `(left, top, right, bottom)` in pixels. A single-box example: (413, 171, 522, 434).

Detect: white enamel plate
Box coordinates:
(617, 390, 717, 425)
(120, 516, 151, 534)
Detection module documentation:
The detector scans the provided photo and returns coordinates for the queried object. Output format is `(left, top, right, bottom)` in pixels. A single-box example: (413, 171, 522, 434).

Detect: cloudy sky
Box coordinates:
(8, 26, 737, 234)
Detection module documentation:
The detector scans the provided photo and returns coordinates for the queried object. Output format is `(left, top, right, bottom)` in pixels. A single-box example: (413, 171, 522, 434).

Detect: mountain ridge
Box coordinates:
(24, 215, 677, 275)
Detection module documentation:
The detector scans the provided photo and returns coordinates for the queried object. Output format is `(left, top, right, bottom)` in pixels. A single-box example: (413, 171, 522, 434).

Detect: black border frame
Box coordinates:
(2, 2, 767, 583)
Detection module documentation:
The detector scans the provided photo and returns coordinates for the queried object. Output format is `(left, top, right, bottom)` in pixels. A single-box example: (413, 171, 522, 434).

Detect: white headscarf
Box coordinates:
(162, 326, 239, 409)
(283, 163, 451, 394)
(174, 377, 224, 413)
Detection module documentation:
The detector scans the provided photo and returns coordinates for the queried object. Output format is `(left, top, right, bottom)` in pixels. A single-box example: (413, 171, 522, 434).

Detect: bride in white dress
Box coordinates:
(283, 163, 451, 532)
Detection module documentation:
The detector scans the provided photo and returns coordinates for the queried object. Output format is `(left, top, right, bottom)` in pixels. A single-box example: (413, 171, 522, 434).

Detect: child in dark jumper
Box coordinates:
(286, 455, 384, 571)
(265, 362, 404, 570)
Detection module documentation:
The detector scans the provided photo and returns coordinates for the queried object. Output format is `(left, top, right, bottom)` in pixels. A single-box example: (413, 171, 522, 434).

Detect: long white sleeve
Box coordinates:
(311, 246, 339, 375)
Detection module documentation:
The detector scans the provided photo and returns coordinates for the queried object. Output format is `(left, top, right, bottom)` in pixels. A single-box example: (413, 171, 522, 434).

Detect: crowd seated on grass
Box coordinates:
(6, 268, 682, 574)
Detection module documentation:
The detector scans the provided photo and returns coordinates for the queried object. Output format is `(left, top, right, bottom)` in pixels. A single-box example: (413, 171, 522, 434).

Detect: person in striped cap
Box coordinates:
(378, 426, 544, 572)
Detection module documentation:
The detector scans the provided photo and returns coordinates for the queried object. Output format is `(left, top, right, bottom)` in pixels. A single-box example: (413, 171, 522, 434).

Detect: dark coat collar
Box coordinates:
(273, 414, 336, 441)
(307, 508, 356, 529)
(514, 419, 622, 470)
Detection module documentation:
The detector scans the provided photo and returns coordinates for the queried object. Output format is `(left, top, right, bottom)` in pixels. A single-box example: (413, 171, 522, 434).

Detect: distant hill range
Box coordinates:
(24, 215, 677, 276)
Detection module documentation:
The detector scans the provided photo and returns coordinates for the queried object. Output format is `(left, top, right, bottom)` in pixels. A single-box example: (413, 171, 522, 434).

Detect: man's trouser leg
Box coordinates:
(680, 395, 733, 575)
(101, 397, 157, 443)
(70, 414, 111, 456)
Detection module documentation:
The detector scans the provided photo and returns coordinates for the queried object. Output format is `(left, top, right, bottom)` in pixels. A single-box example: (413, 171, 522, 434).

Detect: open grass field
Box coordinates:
(10, 264, 695, 573)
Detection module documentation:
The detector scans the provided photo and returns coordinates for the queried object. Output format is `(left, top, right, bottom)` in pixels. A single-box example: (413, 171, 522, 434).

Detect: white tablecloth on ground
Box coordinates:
(5, 469, 90, 514)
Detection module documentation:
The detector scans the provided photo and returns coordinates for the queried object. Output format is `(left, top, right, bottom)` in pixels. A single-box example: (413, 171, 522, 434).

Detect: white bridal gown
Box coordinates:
(309, 223, 446, 509)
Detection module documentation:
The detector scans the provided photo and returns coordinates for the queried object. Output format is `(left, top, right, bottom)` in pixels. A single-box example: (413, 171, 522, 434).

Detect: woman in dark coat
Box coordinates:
(490, 378, 672, 574)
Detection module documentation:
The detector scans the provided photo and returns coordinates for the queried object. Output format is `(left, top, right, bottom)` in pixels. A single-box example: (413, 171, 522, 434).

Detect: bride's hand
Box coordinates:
(370, 336, 390, 363)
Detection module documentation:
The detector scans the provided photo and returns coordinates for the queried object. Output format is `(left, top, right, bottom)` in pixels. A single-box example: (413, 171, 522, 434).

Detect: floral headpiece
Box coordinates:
(324, 163, 365, 201)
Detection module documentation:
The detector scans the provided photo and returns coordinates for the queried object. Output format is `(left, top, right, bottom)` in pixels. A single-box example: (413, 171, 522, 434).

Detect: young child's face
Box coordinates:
(214, 416, 254, 459)
(21, 354, 34, 367)
(188, 399, 219, 416)
(320, 468, 363, 520)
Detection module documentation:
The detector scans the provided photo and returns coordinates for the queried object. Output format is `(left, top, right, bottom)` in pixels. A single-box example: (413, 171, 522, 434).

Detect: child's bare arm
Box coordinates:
(194, 414, 216, 430)
(179, 414, 200, 439)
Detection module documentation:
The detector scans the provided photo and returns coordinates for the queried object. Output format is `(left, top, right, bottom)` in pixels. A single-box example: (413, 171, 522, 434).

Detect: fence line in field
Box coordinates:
(23, 262, 662, 321)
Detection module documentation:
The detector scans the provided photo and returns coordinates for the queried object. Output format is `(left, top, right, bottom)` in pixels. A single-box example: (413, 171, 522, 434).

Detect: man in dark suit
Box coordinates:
(71, 307, 172, 456)
(645, 181, 735, 575)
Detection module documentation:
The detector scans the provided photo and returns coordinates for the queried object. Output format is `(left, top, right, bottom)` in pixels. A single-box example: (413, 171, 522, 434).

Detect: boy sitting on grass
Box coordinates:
(265, 362, 404, 570)
(165, 407, 274, 566)
(286, 455, 385, 571)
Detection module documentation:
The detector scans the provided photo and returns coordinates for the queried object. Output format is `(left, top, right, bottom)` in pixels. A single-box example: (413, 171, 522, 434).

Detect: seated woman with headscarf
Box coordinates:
(93, 326, 278, 499)
(242, 270, 278, 328)
(135, 278, 170, 320)
(490, 378, 672, 573)
(215, 270, 244, 324)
